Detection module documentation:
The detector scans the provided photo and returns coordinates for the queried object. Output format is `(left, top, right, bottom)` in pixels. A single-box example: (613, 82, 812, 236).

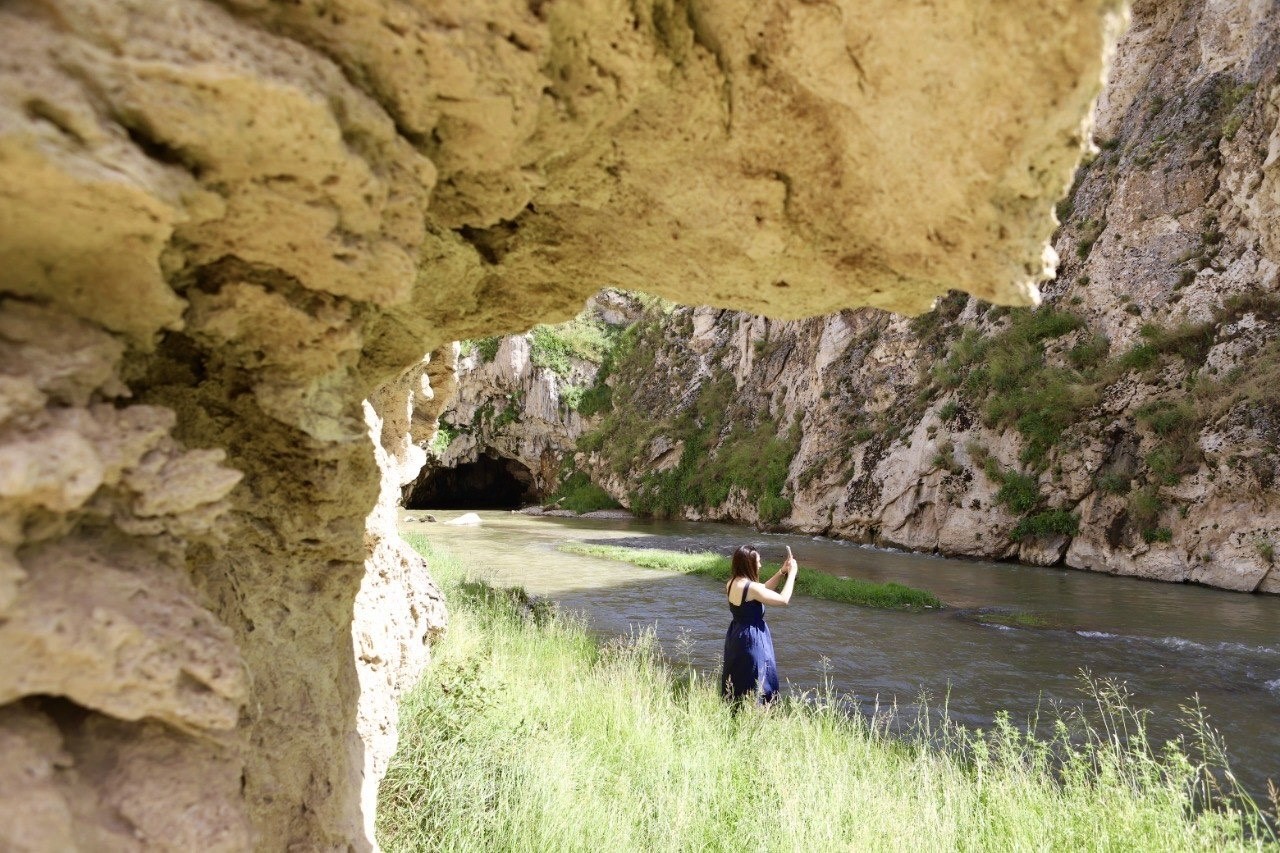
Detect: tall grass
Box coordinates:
(378, 538, 1276, 852)
(560, 542, 943, 609)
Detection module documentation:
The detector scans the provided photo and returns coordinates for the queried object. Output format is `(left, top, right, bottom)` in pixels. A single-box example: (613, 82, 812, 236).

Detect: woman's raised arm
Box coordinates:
(751, 548, 797, 606)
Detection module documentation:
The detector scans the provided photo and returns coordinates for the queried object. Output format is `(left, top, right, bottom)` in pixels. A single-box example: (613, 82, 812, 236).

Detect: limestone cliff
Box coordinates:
(434, 0, 1279, 594)
(0, 0, 1119, 848)
(404, 290, 642, 507)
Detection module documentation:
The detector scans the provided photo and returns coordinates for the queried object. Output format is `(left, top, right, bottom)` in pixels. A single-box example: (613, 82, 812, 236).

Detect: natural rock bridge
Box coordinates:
(0, 0, 1121, 848)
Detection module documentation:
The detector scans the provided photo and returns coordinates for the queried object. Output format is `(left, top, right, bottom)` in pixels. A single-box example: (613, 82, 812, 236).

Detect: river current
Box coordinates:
(403, 509, 1279, 800)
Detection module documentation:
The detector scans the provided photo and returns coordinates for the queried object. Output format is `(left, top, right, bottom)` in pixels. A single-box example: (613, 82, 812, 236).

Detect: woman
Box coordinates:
(720, 544, 798, 705)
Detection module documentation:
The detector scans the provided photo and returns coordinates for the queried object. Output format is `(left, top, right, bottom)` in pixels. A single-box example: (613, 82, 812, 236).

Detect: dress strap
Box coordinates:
(737, 580, 750, 606)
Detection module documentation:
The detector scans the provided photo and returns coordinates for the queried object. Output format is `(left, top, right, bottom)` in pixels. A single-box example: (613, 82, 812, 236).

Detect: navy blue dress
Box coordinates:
(720, 581, 780, 703)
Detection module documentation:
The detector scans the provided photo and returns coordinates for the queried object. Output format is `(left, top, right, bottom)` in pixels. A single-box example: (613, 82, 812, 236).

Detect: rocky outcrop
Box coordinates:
(439, 0, 1280, 594)
(406, 290, 640, 504)
(0, 0, 1120, 847)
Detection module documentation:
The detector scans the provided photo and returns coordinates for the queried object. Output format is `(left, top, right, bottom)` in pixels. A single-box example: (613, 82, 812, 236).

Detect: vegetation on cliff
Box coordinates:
(578, 323, 803, 525)
(560, 543, 942, 609)
(547, 471, 621, 514)
(378, 538, 1276, 851)
(924, 293, 1280, 544)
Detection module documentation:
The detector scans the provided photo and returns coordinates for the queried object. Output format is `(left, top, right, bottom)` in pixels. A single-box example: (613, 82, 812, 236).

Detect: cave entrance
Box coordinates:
(405, 454, 541, 510)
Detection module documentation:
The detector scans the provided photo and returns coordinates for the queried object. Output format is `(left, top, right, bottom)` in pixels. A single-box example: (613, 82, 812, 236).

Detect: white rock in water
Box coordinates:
(444, 512, 482, 526)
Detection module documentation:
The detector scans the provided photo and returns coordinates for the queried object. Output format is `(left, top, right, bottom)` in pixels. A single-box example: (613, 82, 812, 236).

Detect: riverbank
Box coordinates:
(561, 542, 943, 609)
(378, 534, 1275, 851)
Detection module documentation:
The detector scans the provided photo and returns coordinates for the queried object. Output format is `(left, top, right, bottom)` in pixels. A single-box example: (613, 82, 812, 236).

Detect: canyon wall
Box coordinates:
(0, 0, 1119, 848)
(434, 0, 1280, 594)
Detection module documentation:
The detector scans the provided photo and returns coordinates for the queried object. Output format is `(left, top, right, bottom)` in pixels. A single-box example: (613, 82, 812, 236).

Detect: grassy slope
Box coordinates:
(378, 536, 1275, 852)
(561, 542, 943, 609)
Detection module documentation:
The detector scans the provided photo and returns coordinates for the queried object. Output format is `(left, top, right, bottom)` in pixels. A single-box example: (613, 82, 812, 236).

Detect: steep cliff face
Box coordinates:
(437, 0, 1280, 594)
(0, 0, 1118, 848)
(405, 290, 641, 507)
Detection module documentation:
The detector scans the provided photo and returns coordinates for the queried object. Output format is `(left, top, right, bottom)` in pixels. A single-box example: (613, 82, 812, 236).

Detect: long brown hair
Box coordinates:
(729, 546, 760, 583)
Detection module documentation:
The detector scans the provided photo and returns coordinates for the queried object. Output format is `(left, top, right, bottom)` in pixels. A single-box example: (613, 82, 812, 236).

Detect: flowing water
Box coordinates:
(404, 510, 1280, 800)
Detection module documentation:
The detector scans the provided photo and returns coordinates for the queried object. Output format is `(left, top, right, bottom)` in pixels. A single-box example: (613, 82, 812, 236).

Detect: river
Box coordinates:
(403, 509, 1279, 801)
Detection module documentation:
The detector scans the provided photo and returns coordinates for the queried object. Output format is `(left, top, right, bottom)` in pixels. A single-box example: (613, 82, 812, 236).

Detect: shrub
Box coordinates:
(1128, 486, 1163, 533)
(494, 397, 522, 429)
(1096, 472, 1131, 495)
(930, 440, 961, 475)
(561, 385, 585, 412)
(1076, 218, 1106, 259)
(935, 308, 1092, 468)
(1136, 400, 1194, 437)
(472, 336, 501, 362)
(995, 470, 1040, 514)
(1012, 510, 1080, 540)
(427, 422, 456, 456)
(530, 316, 620, 378)
(1118, 343, 1160, 372)
(574, 382, 612, 417)
(1069, 334, 1110, 370)
(548, 471, 620, 514)
(939, 401, 959, 422)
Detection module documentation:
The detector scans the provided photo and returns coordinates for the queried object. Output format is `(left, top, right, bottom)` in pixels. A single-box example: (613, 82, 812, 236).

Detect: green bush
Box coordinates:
(494, 397, 522, 429)
(994, 469, 1040, 514)
(548, 471, 620, 514)
(1076, 218, 1106, 259)
(471, 336, 501, 362)
(561, 385, 585, 412)
(1145, 446, 1183, 486)
(428, 422, 456, 456)
(1012, 510, 1080, 540)
(1069, 334, 1110, 370)
(574, 382, 612, 417)
(935, 308, 1092, 468)
(529, 316, 620, 379)
(1136, 400, 1194, 437)
(1096, 472, 1131, 495)
(1128, 486, 1163, 533)
(1118, 343, 1160, 372)
(756, 493, 793, 526)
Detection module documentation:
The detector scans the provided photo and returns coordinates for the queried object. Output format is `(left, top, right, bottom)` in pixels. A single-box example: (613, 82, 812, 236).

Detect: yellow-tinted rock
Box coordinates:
(0, 0, 1124, 846)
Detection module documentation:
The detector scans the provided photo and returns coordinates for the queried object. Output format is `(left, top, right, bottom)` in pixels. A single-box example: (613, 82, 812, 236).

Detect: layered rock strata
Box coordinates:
(0, 0, 1119, 848)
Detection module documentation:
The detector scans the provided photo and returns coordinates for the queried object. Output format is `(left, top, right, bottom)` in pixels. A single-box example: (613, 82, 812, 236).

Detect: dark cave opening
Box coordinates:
(404, 454, 541, 510)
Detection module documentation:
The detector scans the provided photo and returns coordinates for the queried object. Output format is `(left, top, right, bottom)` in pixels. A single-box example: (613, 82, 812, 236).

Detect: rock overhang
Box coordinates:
(0, 0, 1127, 847)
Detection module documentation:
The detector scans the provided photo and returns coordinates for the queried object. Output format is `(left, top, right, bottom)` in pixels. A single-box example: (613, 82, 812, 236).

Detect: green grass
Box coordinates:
(560, 543, 942, 610)
(1011, 510, 1080, 540)
(378, 538, 1276, 852)
(972, 610, 1054, 630)
(530, 316, 619, 378)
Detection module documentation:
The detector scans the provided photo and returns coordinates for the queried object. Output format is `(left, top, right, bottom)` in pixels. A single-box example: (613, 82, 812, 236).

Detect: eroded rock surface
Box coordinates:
(0, 0, 1119, 848)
